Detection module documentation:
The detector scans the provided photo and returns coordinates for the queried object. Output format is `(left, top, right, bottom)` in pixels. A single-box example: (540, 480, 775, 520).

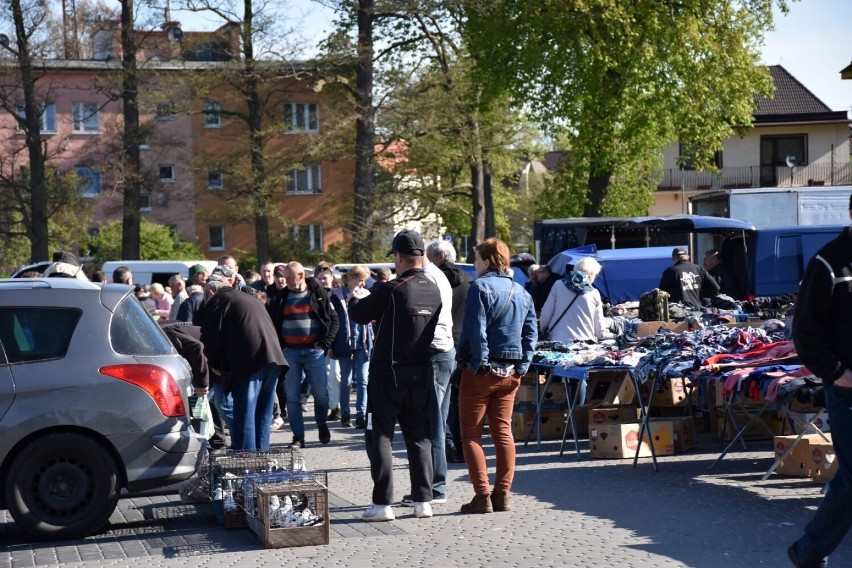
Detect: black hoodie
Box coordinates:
(438, 261, 472, 345)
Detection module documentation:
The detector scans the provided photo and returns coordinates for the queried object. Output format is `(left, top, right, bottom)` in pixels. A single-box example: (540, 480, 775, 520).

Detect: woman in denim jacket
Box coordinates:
(457, 238, 538, 514)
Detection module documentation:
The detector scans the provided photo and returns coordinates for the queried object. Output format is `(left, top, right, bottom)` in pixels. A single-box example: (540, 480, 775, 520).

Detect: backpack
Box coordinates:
(639, 288, 670, 322)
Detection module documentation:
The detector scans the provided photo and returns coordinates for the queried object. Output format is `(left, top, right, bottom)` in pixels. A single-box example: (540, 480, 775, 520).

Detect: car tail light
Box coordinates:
(100, 364, 187, 418)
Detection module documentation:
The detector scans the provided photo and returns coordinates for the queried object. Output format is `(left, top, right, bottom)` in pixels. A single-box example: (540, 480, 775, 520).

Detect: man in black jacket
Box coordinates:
(350, 229, 442, 522)
(200, 286, 287, 451)
(659, 248, 719, 308)
(267, 262, 339, 448)
(788, 205, 852, 568)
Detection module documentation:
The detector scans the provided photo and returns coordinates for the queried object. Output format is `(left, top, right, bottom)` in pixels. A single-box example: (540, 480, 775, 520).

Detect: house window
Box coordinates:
(15, 102, 56, 133)
(139, 194, 151, 211)
(72, 102, 99, 133)
(208, 226, 225, 250)
(284, 103, 319, 132)
(204, 102, 221, 128)
(760, 134, 807, 186)
(207, 170, 224, 190)
(156, 102, 173, 121)
(293, 224, 323, 251)
(678, 144, 723, 171)
(286, 164, 321, 194)
(195, 43, 213, 60)
(159, 165, 176, 182)
(75, 166, 101, 197)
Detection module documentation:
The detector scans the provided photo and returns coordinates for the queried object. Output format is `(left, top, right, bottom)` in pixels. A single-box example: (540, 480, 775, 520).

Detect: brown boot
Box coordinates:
(460, 494, 493, 514)
(490, 491, 510, 512)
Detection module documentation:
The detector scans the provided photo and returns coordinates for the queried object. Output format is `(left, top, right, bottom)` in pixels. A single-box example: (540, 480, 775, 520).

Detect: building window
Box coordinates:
(207, 170, 224, 190)
(159, 164, 176, 182)
(208, 226, 225, 250)
(16, 102, 56, 133)
(156, 102, 173, 121)
(293, 224, 323, 251)
(72, 102, 99, 133)
(284, 102, 319, 132)
(678, 144, 723, 171)
(286, 164, 321, 194)
(204, 102, 221, 128)
(75, 166, 101, 197)
(139, 194, 151, 211)
(760, 134, 807, 186)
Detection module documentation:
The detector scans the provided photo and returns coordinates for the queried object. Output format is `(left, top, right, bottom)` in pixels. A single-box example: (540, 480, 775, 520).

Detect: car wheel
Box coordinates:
(5, 432, 120, 540)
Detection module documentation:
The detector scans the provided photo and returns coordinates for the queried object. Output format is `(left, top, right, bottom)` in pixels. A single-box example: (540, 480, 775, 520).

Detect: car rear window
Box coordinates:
(110, 296, 175, 356)
(0, 308, 81, 363)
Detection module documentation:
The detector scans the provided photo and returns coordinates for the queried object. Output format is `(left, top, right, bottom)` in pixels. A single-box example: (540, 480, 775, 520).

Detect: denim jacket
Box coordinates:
(457, 269, 538, 376)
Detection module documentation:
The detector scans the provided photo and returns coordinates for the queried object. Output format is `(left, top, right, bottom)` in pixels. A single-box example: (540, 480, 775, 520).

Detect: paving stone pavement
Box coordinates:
(2, 410, 851, 568)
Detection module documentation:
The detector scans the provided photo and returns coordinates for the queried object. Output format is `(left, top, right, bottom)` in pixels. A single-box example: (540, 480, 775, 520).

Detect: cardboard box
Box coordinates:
(515, 382, 568, 407)
(652, 416, 697, 453)
(649, 377, 692, 407)
(719, 409, 783, 442)
(773, 434, 826, 477)
(585, 370, 636, 405)
(588, 405, 641, 426)
(784, 411, 830, 433)
(512, 410, 565, 441)
(810, 437, 838, 484)
(588, 421, 675, 459)
(636, 321, 698, 337)
(567, 404, 591, 437)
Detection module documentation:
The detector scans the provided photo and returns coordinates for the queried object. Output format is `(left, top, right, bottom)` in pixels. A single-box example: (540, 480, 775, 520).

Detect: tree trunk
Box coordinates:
(583, 167, 612, 217)
(467, 114, 485, 259)
(120, 0, 141, 259)
(352, 0, 375, 262)
(243, 0, 270, 264)
(11, 0, 48, 263)
(484, 161, 495, 238)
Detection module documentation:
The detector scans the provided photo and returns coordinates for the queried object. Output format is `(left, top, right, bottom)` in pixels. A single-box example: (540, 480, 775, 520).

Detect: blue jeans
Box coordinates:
(796, 384, 852, 565)
(230, 363, 280, 451)
(284, 347, 329, 439)
(211, 385, 234, 433)
(339, 350, 370, 419)
(428, 348, 455, 499)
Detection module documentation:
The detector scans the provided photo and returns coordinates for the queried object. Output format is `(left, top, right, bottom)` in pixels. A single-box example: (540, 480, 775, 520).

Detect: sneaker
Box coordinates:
(400, 494, 414, 506)
(318, 424, 331, 445)
(447, 453, 466, 464)
(354, 416, 366, 429)
(413, 502, 432, 518)
(289, 436, 305, 449)
(362, 504, 395, 522)
(271, 416, 285, 430)
(341, 415, 352, 427)
(301, 403, 309, 412)
(431, 495, 448, 504)
(328, 408, 340, 421)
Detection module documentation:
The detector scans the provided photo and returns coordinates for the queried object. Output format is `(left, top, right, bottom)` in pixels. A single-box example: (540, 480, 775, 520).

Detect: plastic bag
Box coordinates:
(188, 394, 215, 440)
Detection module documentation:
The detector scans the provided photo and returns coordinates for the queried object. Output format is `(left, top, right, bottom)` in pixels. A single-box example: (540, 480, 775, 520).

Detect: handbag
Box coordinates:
(188, 394, 215, 440)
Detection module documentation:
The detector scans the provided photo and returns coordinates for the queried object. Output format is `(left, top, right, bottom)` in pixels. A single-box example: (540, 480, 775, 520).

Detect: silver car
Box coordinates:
(0, 278, 205, 539)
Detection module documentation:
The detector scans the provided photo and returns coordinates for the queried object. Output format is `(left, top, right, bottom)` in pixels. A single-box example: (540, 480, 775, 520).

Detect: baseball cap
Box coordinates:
(188, 264, 207, 281)
(273, 264, 286, 276)
(672, 248, 688, 258)
(211, 265, 235, 279)
(386, 229, 425, 257)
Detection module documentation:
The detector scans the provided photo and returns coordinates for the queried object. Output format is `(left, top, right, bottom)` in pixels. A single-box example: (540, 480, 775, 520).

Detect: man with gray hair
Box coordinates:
(168, 274, 188, 320)
(426, 240, 472, 464)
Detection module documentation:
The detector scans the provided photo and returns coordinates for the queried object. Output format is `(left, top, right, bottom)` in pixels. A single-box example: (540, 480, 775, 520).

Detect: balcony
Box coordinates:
(658, 162, 851, 191)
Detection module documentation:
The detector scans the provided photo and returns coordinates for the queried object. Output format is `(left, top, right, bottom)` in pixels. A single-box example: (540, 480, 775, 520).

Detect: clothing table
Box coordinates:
(525, 363, 642, 463)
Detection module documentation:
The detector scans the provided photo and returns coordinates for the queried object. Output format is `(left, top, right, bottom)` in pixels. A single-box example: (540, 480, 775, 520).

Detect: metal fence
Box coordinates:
(658, 162, 851, 191)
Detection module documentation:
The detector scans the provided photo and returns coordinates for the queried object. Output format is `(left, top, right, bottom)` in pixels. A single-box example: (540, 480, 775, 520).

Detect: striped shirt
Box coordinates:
(280, 289, 319, 348)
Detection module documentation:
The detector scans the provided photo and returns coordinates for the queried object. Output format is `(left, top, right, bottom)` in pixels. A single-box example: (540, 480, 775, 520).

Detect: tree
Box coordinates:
(464, 0, 782, 217)
(119, 0, 143, 259)
(87, 217, 203, 265)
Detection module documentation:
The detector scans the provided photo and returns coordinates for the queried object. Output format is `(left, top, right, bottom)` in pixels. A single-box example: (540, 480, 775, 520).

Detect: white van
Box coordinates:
(100, 260, 219, 287)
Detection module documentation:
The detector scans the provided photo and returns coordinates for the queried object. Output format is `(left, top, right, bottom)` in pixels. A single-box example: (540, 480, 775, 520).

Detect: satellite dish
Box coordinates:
(167, 26, 183, 42)
(0, 34, 10, 49)
(785, 154, 798, 168)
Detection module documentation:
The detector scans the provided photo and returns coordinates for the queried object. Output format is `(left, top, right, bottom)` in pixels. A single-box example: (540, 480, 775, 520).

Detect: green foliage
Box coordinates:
(87, 218, 203, 265)
(464, 0, 780, 215)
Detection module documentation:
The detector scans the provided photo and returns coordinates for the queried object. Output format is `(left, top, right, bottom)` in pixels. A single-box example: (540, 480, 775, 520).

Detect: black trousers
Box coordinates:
(365, 361, 434, 505)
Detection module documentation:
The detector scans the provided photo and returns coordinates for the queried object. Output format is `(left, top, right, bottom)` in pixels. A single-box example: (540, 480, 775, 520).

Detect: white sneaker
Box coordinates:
(413, 502, 432, 518)
(271, 417, 285, 430)
(431, 495, 448, 504)
(362, 504, 395, 522)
